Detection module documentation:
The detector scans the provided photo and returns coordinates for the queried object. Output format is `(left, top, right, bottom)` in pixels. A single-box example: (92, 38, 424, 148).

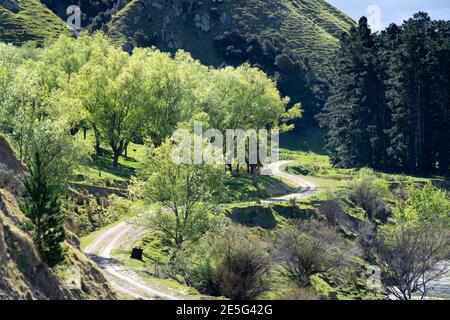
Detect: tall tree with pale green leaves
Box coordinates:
(74, 45, 149, 168)
(130, 138, 228, 249)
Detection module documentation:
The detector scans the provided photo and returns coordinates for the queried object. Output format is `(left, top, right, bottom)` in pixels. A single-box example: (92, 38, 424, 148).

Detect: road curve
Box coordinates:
(83, 160, 316, 300)
(263, 160, 318, 202)
(84, 221, 184, 300)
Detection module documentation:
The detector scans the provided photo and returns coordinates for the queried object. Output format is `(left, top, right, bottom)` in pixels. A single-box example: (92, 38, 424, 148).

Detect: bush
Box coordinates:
(177, 227, 272, 300)
(320, 198, 341, 226)
(275, 219, 356, 287)
(376, 183, 450, 300)
(282, 288, 320, 300)
(287, 163, 321, 176)
(348, 168, 390, 220)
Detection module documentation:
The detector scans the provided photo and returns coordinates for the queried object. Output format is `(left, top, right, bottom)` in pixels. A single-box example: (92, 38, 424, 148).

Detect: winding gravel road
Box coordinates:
(263, 160, 317, 202)
(83, 160, 316, 300)
(84, 222, 183, 300)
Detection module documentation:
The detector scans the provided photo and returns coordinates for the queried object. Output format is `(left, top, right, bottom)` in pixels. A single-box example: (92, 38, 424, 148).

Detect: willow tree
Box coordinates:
(131, 138, 228, 249)
(204, 64, 302, 178)
(75, 44, 151, 168)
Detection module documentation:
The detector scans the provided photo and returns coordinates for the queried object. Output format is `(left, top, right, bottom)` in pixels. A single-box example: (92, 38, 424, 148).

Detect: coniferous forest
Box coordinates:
(319, 13, 450, 176)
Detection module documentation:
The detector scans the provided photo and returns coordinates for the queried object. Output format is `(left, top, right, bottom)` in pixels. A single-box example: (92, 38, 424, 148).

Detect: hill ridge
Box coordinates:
(108, 0, 355, 77)
(0, 0, 67, 44)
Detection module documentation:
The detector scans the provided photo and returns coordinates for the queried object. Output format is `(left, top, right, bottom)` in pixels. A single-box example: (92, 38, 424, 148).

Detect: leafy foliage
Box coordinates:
(131, 139, 228, 248)
(377, 183, 450, 300)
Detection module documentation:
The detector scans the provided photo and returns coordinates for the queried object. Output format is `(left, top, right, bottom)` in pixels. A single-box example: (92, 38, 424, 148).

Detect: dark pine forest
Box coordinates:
(319, 13, 450, 176)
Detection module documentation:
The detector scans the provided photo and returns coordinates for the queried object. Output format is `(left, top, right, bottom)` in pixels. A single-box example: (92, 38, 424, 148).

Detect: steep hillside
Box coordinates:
(0, 136, 117, 300)
(108, 0, 354, 77)
(0, 0, 67, 45)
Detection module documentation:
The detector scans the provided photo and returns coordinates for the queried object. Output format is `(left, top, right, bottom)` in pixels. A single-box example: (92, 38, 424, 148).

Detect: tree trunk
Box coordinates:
(93, 126, 101, 155)
(251, 164, 258, 187)
(113, 150, 120, 169)
(124, 142, 129, 158)
(83, 128, 87, 140)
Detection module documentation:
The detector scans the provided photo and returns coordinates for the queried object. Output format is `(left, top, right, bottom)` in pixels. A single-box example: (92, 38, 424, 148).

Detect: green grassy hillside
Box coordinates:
(108, 0, 354, 77)
(0, 0, 67, 44)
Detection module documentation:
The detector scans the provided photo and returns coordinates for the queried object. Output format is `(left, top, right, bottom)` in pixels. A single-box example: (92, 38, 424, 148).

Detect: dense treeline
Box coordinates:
(319, 13, 450, 176)
(0, 32, 299, 169)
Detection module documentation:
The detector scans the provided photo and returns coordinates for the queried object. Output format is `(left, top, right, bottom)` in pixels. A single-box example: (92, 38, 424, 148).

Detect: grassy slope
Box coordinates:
(232, 0, 354, 75)
(73, 131, 146, 187)
(108, 0, 354, 77)
(0, 0, 67, 44)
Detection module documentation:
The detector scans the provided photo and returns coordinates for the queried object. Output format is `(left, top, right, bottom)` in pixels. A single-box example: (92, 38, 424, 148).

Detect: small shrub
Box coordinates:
(95, 193, 102, 206)
(348, 168, 390, 220)
(275, 219, 356, 287)
(75, 194, 89, 206)
(0, 164, 21, 192)
(320, 198, 341, 226)
(178, 227, 272, 300)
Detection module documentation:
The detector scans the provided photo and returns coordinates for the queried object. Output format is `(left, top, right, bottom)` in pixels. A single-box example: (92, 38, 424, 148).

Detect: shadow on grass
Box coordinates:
(280, 126, 327, 155)
(85, 253, 127, 269)
(229, 205, 278, 230)
(89, 148, 136, 180)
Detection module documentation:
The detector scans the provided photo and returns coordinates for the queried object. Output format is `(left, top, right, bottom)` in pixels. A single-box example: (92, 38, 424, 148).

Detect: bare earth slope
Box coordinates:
(0, 135, 117, 300)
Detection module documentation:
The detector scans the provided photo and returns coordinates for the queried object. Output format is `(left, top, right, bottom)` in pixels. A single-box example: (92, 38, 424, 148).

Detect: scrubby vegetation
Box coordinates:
(377, 183, 450, 300)
(121, 156, 449, 300)
(40, 0, 131, 32)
